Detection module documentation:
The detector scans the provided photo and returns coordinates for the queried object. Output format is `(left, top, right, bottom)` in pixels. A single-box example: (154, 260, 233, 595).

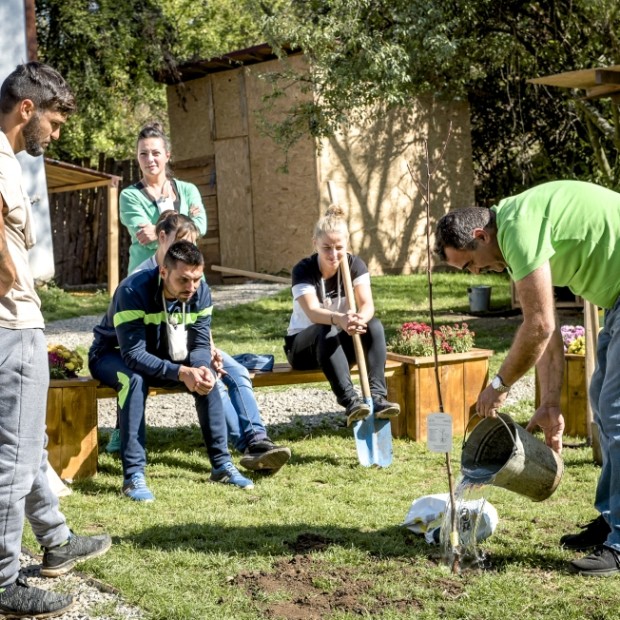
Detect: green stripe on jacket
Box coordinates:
(114, 305, 213, 328)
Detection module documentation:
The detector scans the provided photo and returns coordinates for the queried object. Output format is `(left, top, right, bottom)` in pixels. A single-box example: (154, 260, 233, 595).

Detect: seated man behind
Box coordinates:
(89, 240, 253, 501)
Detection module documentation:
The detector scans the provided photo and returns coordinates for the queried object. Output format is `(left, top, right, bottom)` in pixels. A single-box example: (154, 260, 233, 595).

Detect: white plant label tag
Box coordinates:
(427, 413, 453, 453)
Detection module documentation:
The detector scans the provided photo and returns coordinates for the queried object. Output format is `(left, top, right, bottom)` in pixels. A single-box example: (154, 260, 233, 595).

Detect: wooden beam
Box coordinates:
(528, 65, 620, 89)
(211, 264, 291, 284)
(595, 69, 620, 85)
(47, 180, 115, 193)
(585, 84, 620, 99)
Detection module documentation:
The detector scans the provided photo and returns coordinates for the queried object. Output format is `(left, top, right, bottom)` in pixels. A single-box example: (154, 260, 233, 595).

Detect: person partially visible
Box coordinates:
(284, 204, 400, 426)
(89, 240, 254, 502)
(119, 122, 207, 275)
(0, 62, 111, 619)
(124, 210, 292, 474)
(434, 180, 620, 577)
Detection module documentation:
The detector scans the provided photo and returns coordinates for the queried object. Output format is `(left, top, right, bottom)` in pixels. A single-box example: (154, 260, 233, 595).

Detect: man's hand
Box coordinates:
(525, 404, 565, 454)
(211, 348, 225, 378)
(476, 384, 508, 418)
(179, 365, 216, 395)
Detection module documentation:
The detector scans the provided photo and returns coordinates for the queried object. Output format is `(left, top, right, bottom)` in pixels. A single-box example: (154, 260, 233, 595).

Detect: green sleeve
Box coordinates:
(119, 186, 159, 250)
(178, 180, 207, 235)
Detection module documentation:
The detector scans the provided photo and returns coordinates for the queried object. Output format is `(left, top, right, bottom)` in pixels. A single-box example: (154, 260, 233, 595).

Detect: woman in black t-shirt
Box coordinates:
(284, 205, 400, 426)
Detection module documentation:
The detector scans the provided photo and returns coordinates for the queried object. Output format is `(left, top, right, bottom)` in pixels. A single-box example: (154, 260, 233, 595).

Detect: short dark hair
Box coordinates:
(434, 207, 496, 260)
(163, 240, 204, 270)
(0, 62, 76, 115)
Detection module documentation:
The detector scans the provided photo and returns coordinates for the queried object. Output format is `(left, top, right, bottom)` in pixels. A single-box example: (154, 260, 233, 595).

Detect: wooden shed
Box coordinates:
(160, 44, 475, 279)
(45, 158, 121, 292)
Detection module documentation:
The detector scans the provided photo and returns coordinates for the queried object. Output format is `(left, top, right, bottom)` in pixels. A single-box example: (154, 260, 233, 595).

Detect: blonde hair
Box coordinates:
(313, 204, 349, 241)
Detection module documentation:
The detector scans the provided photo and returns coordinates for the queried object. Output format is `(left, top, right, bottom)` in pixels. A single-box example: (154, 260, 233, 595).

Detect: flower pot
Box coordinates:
(46, 377, 99, 480)
(386, 348, 493, 441)
(535, 354, 588, 438)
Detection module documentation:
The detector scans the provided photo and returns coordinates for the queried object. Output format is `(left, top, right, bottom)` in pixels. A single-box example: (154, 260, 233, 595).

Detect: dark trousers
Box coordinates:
(286, 317, 388, 405)
(89, 350, 231, 479)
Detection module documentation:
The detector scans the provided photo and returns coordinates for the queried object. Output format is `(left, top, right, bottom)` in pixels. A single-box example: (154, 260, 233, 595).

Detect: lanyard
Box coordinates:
(162, 292, 186, 327)
(320, 267, 342, 310)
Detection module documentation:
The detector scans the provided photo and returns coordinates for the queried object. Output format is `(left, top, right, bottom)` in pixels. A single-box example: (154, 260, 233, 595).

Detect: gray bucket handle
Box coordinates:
(462, 412, 517, 450)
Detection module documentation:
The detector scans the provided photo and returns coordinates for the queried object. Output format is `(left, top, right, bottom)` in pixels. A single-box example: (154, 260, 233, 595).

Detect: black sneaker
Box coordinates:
(239, 438, 292, 473)
(345, 399, 371, 426)
(570, 545, 620, 576)
(560, 515, 610, 551)
(0, 576, 73, 618)
(40, 531, 112, 578)
(373, 396, 400, 419)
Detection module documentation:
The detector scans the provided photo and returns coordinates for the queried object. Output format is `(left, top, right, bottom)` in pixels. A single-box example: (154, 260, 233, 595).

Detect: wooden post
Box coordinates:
(584, 300, 602, 463)
(107, 181, 119, 294)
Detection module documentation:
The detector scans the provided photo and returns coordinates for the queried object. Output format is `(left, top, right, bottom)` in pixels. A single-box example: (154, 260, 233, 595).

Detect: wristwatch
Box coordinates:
(491, 374, 511, 393)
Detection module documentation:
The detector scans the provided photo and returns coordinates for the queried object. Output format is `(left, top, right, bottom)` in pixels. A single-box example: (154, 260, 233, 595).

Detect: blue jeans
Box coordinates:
(0, 328, 69, 586)
(590, 295, 620, 551)
(217, 351, 267, 453)
(89, 350, 232, 479)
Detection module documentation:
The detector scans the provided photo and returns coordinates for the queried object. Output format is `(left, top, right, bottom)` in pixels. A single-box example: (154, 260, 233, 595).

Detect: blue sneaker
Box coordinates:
(105, 428, 121, 454)
(210, 462, 254, 490)
(122, 472, 155, 502)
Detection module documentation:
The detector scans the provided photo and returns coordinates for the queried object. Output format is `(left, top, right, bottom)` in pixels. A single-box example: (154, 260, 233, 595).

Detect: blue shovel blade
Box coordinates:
(353, 398, 393, 467)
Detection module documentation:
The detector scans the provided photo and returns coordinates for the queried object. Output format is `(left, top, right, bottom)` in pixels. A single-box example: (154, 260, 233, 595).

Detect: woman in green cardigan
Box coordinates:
(119, 122, 207, 274)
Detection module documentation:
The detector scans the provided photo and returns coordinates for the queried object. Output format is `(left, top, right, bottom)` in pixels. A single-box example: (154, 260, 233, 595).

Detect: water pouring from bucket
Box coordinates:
(461, 413, 564, 502)
(428, 413, 492, 569)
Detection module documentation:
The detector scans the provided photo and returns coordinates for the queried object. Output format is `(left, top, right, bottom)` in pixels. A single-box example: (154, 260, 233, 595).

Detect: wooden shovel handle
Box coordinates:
(340, 255, 371, 399)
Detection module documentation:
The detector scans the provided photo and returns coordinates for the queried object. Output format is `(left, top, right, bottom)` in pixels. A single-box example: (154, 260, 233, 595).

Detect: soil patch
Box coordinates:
(234, 552, 421, 619)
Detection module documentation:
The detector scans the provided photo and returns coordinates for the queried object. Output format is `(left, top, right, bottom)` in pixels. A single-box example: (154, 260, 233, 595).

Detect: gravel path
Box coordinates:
(40, 282, 534, 618)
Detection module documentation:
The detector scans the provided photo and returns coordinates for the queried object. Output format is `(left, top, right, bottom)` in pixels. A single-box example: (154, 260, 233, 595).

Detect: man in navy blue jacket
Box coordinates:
(89, 240, 253, 501)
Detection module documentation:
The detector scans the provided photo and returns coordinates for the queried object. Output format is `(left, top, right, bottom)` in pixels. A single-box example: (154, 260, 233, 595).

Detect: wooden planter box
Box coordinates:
(535, 354, 588, 438)
(46, 378, 99, 480)
(386, 349, 493, 441)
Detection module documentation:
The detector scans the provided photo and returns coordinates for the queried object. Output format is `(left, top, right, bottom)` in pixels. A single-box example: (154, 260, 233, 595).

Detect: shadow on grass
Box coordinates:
(83, 424, 358, 496)
(99, 421, 353, 456)
(115, 521, 572, 573)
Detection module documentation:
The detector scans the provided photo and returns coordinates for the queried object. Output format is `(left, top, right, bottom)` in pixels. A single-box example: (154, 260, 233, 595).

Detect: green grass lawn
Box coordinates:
(33, 425, 606, 620)
(32, 273, 601, 620)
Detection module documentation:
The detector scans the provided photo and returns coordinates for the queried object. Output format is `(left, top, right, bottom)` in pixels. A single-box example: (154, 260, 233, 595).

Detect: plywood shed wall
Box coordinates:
(166, 53, 474, 279)
(318, 98, 474, 275)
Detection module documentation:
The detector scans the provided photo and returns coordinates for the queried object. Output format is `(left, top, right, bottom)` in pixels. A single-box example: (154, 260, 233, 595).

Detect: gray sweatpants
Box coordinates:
(0, 327, 69, 586)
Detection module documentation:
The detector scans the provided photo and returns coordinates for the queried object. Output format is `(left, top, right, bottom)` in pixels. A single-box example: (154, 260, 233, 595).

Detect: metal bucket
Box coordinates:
(461, 413, 564, 502)
(467, 285, 491, 312)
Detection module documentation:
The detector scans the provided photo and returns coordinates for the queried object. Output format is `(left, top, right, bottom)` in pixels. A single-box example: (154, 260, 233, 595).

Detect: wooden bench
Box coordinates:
(46, 351, 491, 480)
(94, 358, 406, 396)
(46, 359, 408, 481)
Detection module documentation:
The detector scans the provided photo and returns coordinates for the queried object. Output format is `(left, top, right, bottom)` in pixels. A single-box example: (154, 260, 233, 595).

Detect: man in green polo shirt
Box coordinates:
(434, 180, 620, 577)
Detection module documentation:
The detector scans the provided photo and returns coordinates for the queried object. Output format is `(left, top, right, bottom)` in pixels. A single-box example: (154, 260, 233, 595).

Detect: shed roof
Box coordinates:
(44, 158, 120, 193)
(156, 42, 300, 85)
